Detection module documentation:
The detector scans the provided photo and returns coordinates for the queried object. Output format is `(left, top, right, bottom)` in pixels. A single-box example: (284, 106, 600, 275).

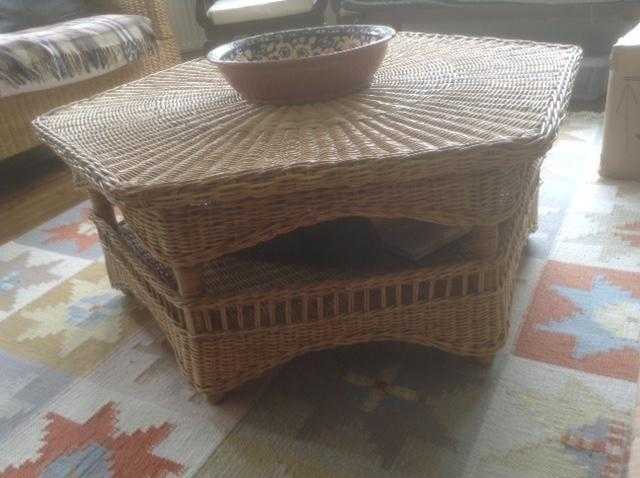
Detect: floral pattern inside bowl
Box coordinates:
(206, 25, 395, 104)
(213, 25, 395, 63)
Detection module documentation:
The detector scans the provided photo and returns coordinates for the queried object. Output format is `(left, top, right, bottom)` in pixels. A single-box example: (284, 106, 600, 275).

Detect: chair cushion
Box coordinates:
(207, 0, 317, 25)
(0, 0, 103, 34)
(0, 14, 157, 98)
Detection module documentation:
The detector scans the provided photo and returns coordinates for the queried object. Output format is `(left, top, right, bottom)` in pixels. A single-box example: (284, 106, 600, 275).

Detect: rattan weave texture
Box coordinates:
(34, 33, 580, 397)
(34, 33, 581, 267)
(97, 180, 538, 394)
(35, 33, 581, 206)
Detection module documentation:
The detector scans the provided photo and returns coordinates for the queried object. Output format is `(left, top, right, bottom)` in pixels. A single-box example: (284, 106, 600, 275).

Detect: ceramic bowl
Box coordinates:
(207, 25, 396, 104)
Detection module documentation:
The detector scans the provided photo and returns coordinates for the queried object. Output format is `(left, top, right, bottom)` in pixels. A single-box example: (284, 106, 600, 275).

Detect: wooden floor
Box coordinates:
(0, 147, 86, 244)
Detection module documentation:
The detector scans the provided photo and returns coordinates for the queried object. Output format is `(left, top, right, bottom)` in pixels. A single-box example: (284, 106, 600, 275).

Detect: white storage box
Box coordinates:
(601, 23, 640, 179)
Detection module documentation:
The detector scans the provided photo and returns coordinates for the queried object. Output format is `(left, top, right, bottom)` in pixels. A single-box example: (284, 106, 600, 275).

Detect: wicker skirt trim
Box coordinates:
(93, 179, 537, 394)
(96, 164, 539, 310)
(116, 157, 540, 267)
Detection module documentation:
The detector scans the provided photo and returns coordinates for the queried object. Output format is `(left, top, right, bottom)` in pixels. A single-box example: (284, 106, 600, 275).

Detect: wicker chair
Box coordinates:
(195, 0, 328, 50)
(0, 0, 181, 161)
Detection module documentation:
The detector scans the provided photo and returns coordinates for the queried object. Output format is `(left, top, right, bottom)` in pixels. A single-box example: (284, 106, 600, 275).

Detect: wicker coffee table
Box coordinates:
(34, 33, 581, 400)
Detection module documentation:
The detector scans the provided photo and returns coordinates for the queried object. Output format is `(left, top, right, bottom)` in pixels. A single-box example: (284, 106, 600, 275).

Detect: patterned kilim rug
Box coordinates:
(0, 112, 639, 477)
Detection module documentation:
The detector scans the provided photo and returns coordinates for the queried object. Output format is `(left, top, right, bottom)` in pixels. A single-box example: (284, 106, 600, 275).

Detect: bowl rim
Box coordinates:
(206, 24, 396, 67)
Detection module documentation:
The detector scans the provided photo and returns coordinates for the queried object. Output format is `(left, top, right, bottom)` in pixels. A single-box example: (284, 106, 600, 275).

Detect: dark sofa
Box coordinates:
(335, 0, 640, 101)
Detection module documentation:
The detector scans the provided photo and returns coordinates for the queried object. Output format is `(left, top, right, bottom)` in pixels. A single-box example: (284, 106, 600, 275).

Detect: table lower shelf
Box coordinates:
(94, 186, 537, 396)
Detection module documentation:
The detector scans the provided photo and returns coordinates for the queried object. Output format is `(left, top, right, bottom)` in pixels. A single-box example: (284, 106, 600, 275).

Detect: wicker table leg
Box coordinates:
(468, 225, 499, 259)
(89, 190, 123, 290)
(530, 188, 539, 233)
(89, 189, 116, 226)
(173, 264, 211, 395)
(174, 265, 203, 297)
(173, 265, 203, 338)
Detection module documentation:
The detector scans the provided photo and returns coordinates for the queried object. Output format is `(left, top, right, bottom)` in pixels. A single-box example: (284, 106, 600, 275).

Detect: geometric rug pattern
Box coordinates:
(516, 261, 640, 382)
(0, 112, 638, 477)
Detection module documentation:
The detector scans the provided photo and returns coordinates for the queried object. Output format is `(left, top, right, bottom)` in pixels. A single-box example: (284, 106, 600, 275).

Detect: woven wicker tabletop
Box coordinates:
(34, 33, 581, 208)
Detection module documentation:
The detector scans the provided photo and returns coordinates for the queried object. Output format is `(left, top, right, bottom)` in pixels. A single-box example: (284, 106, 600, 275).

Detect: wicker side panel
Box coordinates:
(187, 298, 506, 393)
(0, 0, 180, 160)
(96, 181, 536, 394)
(102, 246, 195, 373)
(104, 243, 509, 393)
(122, 159, 538, 267)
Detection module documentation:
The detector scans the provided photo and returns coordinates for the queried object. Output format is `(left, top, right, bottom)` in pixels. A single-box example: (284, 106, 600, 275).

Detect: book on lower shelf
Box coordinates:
(258, 217, 471, 266)
(370, 218, 471, 262)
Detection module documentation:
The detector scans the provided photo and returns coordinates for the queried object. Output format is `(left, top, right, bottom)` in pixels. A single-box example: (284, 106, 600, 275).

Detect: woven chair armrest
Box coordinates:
(109, 0, 176, 41)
